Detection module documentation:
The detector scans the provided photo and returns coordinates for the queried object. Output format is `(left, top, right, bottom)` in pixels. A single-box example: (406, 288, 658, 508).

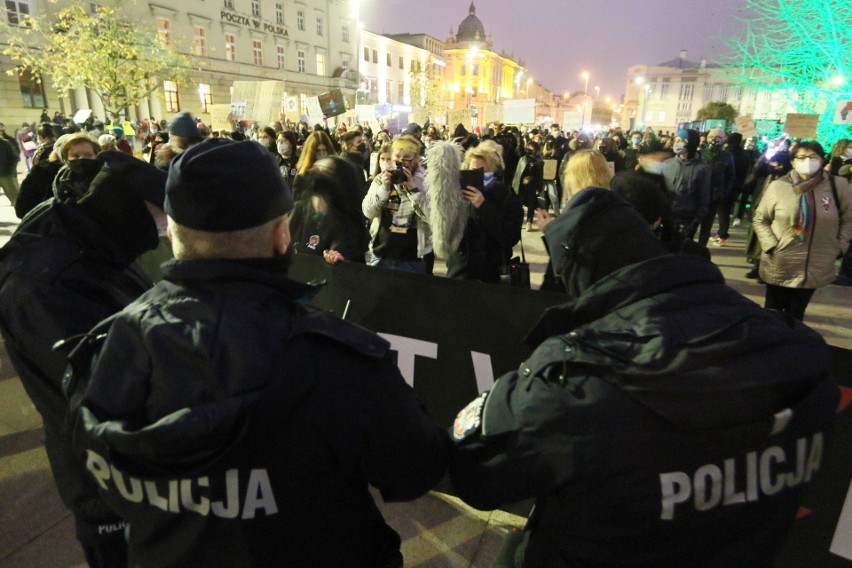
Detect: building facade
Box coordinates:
(1, 0, 358, 126)
(623, 50, 797, 133)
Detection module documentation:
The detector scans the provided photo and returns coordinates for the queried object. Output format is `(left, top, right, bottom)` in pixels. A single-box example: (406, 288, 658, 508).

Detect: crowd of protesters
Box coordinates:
(0, 106, 849, 567)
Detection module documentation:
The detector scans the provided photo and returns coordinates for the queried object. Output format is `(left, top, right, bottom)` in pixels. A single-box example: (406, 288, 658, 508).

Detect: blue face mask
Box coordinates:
(483, 171, 495, 186)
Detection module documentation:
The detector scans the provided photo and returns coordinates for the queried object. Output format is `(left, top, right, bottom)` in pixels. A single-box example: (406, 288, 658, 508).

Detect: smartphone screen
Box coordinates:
(459, 168, 485, 192)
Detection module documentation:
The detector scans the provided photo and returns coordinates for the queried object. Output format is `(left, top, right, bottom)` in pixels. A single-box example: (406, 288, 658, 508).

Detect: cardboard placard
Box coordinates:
(304, 96, 324, 127)
(542, 159, 558, 181)
(73, 109, 92, 124)
(231, 81, 286, 123)
(784, 113, 820, 138)
(502, 98, 536, 125)
(483, 103, 503, 125)
(735, 114, 757, 138)
(447, 109, 472, 132)
(356, 104, 376, 123)
(833, 100, 852, 124)
(318, 89, 346, 118)
(208, 104, 232, 132)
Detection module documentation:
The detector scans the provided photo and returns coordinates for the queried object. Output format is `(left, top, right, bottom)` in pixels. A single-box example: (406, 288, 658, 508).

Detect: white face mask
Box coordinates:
(277, 142, 291, 155)
(845, 148, 852, 159)
(794, 158, 822, 177)
(641, 161, 665, 175)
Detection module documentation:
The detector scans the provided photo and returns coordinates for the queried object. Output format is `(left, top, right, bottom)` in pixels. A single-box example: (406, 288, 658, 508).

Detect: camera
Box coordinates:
(389, 161, 407, 184)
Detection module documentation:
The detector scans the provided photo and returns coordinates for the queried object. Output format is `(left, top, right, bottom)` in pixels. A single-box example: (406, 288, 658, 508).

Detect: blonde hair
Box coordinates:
(295, 131, 335, 175)
(562, 149, 612, 205)
(463, 139, 504, 172)
(392, 134, 421, 155)
(168, 216, 283, 260)
(830, 138, 852, 159)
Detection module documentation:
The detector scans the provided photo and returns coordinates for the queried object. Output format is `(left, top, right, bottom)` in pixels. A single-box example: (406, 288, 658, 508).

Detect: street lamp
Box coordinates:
(580, 70, 590, 127)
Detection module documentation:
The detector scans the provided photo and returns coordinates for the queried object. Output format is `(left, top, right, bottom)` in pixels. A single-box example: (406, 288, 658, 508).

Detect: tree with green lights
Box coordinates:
(1, 1, 188, 120)
(729, 0, 852, 144)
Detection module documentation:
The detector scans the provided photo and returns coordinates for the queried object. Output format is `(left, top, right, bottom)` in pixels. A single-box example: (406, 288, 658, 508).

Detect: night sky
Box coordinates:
(363, 0, 752, 103)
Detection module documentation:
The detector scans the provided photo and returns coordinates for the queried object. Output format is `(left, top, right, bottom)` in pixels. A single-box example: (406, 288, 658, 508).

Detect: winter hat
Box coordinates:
(98, 134, 116, 147)
(404, 122, 422, 135)
(726, 132, 743, 148)
(111, 126, 124, 137)
(76, 153, 168, 258)
(675, 129, 689, 142)
(544, 187, 668, 298)
(168, 111, 200, 138)
(165, 138, 293, 232)
(707, 128, 725, 140)
(675, 129, 700, 158)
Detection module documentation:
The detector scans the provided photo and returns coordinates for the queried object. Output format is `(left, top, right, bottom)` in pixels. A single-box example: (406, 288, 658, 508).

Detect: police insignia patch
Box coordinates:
(453, 392, 487, 440)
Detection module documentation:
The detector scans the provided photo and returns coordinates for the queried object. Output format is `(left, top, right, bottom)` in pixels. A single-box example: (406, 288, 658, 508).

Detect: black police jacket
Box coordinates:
(0, 199, 152, 528)
(68, 257, 451, 567)
(449, 254, 838, 567)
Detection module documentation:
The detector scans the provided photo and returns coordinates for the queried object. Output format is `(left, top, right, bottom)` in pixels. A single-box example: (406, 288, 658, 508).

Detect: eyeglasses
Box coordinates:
(793, 155, 821, 161)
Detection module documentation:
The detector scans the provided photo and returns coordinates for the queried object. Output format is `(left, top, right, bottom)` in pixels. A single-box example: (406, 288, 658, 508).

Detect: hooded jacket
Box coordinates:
(449, 253, 838, 567)
(68, 258, 451, 567)
(754, 173, 852, 288)
(0, 199, 154, 540)
(662, 154, 711, 228)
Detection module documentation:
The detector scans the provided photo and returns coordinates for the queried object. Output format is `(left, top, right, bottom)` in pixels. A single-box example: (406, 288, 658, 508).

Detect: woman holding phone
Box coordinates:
(446, 140, 524, 283)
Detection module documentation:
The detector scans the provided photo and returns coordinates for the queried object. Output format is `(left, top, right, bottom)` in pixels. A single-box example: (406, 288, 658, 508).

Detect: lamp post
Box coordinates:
(581, 70, 590, 128)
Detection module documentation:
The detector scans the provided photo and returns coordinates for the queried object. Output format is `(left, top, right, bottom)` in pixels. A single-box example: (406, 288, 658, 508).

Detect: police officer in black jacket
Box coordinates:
(449, 187, 838, 568)
(0, 152, 168, 567)
(68, 139, 451, 567)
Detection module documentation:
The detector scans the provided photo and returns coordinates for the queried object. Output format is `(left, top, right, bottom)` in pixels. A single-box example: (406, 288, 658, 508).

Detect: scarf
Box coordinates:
(789, 169, 822, 240)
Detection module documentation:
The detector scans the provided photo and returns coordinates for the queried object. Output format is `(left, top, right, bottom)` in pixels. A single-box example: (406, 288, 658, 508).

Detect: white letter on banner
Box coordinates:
(471, 351, 496, 393)
(830, 477, 852, 560)
(378, 333, 438, 386)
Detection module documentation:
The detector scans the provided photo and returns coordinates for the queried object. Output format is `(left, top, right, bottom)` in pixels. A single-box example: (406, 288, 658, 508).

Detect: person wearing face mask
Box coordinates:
(743, 150, 792, 281)
(339, 129, 369, 188)
(623, 133, 644, 171)
(662, 129, 711, 240)
(0, 152, 168, 568)
(828, 139, 852, 285)
(512, 140, 544, 231)
(449, 186, 838, 568)
(276, 130, 300, 188)
(51, 133, 104, 203)
(698, 128, 736, 247)
(292, 131, 335, 201)
(753, 141, 852, 319)
(442, 140, 523, 283)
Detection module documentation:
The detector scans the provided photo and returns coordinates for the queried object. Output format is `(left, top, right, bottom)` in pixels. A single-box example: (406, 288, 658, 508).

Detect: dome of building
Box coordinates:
(457, 2, 485, 42)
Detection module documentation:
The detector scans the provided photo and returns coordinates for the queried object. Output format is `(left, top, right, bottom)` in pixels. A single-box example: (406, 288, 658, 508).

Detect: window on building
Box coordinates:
(253, 40, 263, 66)
(198, 83, 212, 113)
(747, 88, 757, 101)
(316, 52, 326, 76)
(386, 53, 391, 67)
(460, 65, 466, 76)
(703, 85, 713, 100)
(719, 85, 729, 100)
(297, 10, 304, 31)
(660, 84, 669, 99)
(658, 111, 666, 122)
(224, 0, 234, 9)
(251, 0, 260, 18)
(193, 26, 207, 57)
(363, 47, 369, 61)
(386, 79, 393, 103)
(156, 18, 170, 47)
(372, 49, 377, 64)
(399, 56, 404, 69)
(163, 80, 180, 112)
(275, 3, 283, 24)
(5, 0, 30, 26)
(297, 49, 305, 73)
(472, 64, 479, 76)
(225, 33, 236, 61)
(679, 83, 694, 100)
(277, 45, 285, 69)
(17, 68, 44, 108)
(342, 25, 349, 43)
(341, 59, 349, 69)
(398, 82, 405, 103)
(316, 16, 323, 36)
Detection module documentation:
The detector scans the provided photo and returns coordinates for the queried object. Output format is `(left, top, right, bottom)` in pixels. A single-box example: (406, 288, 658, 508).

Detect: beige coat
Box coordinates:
(754, 174, 852, 288)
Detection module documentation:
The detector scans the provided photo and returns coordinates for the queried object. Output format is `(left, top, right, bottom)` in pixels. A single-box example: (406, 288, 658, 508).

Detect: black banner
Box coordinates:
(290, 255, 852, 567)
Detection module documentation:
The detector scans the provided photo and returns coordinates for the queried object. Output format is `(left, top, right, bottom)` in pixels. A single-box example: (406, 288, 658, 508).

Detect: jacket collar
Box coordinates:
(524, 254, 725, 348)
